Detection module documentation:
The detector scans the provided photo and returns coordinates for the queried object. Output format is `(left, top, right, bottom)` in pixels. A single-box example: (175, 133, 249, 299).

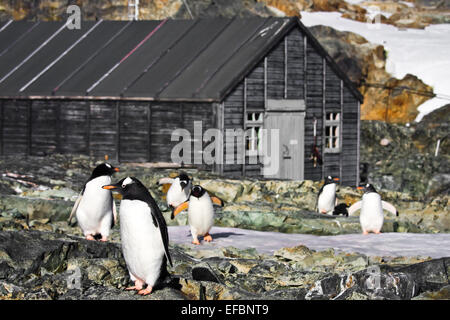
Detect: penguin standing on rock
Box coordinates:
(172, 185, 223, 245)
(317, 176, 340, 215)
(348, 183, 397, 235)
(68, 163, 119, 241)
(158, 172, 191, 217)
(102, 177, 172, 295)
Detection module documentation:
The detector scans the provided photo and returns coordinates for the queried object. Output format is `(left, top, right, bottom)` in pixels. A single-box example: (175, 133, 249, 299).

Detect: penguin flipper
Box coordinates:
(348, 200, 362, 216)
(158, 177, 174, 185)
(204, 188, 225, 206)
(172, 201, 189, 219)
(210, 196, 224, 207)
(381, 201, 397, 216)
(315, 184, 325, 212)
(112, 199, 118, 226)
(68, 192, 83, 223)
(144, 194, 173, 268)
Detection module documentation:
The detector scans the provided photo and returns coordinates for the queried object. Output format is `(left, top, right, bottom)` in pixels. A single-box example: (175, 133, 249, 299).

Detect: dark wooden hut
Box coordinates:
(0, 17, 363, 185)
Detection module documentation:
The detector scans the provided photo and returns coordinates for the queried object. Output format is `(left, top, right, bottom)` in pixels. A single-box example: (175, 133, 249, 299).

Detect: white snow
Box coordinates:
(300, 11, 450, 121)
(169, 226, 450, 258)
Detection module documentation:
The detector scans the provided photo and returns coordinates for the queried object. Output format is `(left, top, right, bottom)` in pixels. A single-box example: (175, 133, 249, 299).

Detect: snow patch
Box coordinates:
(169, 226, 450, 258)
(300, 11, 450, 121)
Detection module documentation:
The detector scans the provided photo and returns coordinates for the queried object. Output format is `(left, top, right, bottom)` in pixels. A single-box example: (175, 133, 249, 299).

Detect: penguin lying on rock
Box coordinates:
(172, 185, 223, 245)
(158, 172, 191, 217)
(69, 163, 119, 241)
(348, 183, 398, 235)
(332, 203, 349, 217)
(102, 177, 172, 295)
(317, 176, 340, 215)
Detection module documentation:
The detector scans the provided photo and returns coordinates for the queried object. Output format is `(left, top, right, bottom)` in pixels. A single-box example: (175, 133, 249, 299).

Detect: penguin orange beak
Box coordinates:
(357, 186, 364, 190)
(114, 167, 120, 172)
(171, 202, 189, 219)
(333, 178, 340, 181)
(102, 185, 118, 190)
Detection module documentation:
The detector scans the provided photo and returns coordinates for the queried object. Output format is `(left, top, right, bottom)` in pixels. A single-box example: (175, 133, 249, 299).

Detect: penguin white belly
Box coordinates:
(188, 196, 214, 236)
(359, 193, 384, 232)
(76, 176, 113, 236)
(318, 184, 336, 215)
(120, 199, 165, 287)
(167, 183, 189, 208)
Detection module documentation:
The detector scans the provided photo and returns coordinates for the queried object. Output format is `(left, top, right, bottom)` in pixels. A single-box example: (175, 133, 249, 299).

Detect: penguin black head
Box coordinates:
(191, 185, 206, 198)
(358, 183, 377, 194)
(177, 172, 191, 189)
(90, 162, 119, 179)
(102, 177, 148, 200)
(324, 176, 339, 185)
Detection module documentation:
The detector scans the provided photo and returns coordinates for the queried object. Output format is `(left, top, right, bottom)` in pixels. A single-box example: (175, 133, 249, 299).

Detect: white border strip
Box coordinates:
(19, 20, 103, 92)
(0, 20, 13, 33)
(0, 21, 69, 85)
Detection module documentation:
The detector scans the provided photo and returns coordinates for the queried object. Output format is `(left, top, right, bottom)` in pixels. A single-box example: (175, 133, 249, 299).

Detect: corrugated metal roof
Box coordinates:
(0, 17, 363, 102)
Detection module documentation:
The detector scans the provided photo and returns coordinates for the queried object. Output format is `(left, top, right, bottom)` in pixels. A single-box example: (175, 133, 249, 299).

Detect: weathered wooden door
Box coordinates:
(262, 100, 305, 180)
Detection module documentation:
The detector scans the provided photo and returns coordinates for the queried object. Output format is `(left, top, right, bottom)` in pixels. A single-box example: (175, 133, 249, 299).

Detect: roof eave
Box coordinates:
(0, 95, 219, 103)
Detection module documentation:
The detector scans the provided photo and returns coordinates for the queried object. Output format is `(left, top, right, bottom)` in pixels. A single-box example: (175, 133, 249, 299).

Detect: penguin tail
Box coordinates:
(169, 205, 175, 219)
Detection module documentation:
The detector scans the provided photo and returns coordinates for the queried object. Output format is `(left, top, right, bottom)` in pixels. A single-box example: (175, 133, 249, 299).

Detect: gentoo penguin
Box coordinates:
(68, 162, 119, 241)
(348, 183, 397, 235)
(102, 177, 172, 295)
(172, 185, 223, 245)
(158, 172, 191, 218)
(317, 176, 340, 215)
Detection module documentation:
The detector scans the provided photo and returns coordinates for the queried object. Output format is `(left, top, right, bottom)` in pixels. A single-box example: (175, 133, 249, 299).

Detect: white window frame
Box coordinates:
(324, 112, 341, 153)
(245, 112, 264, 157)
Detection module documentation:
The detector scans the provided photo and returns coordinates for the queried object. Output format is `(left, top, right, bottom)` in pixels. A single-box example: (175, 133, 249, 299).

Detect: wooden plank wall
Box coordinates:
(323, 63, 342, 180)
(342, 85, 359, 186)
(304, 35, 324, 182)
(1, 100, 29, 155)
(222, 82, 245, 176)
(0, 99, 215, 169)
(221, 25, 361, 185)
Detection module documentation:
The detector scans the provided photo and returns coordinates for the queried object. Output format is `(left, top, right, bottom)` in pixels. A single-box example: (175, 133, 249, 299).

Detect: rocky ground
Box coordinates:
(0, 125, 448, 300)
(1, 228, 449, 300)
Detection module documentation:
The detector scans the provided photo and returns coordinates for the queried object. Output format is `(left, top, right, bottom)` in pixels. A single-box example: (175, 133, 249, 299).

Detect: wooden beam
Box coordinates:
(27, 100, 32, 157)
(304, 36, 307, 101)
(322, 58, 326, 180)
(0, 100, 3, 156)
(55, 102, 61, 154)
(216, 102, 224, 175)
(339, 80, 344, 185)
(264, 57, 267, 109)
(284, 36, 288, 99)
(86, 102, 91, 158)
(147, 103, 152, 162)
(356, 100, 361, 186)
(116, 101, 120, 162)
(242, 78, 247, 177)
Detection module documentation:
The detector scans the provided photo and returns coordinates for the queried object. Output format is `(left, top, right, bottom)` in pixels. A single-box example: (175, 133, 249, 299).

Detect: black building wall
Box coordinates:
(0, 99, 215, 169)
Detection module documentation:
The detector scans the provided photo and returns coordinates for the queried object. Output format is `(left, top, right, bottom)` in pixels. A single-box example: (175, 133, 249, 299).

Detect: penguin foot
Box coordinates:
(126, 280, 144, 291)
(100, 236, 108, 242)
(85, 235, 95, 241)
(374, 230, 381, 234)
(138, 287, 153, 296)
(204, 234, 213, 242)
(362, 230, 369, 235)
(192, 239, 201, 245)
